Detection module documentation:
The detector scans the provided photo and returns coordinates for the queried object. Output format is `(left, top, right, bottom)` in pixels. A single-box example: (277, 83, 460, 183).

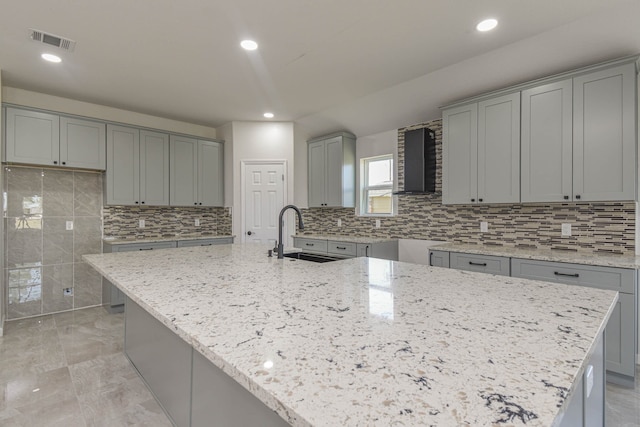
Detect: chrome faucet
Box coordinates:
(277, 205, 304, 259)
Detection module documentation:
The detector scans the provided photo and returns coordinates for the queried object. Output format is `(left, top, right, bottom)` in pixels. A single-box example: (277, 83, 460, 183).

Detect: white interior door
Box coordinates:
(244, 163, 285, 244)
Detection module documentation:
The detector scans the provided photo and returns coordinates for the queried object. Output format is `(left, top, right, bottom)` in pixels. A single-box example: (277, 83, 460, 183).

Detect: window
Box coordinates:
(360, 155, 394, 215)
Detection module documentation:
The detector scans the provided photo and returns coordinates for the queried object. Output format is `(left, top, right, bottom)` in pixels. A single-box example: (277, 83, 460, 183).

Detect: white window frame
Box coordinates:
(360, 154, 394, 217)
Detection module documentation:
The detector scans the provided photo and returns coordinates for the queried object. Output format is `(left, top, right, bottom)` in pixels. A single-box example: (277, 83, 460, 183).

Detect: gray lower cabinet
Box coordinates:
(429, 250, 450, 268)
(125, 298, 192, 427)
(102, 241, 177, 311)
(511, 258, 637, 385)
(449, 252, 510, 276)
(177, 237, 234, 248)
(293, 237, 398, 261)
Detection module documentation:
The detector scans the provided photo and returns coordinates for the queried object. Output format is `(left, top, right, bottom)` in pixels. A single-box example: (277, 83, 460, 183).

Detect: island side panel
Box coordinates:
(125, 297, 193, 427)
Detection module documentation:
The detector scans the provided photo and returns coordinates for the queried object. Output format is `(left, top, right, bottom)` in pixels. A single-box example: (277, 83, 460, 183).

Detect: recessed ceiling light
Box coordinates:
(240, 40, 258, 51)
(41, 53, 62, 63)
(263, 112, 274, 118)
(476, 18, 498, 32)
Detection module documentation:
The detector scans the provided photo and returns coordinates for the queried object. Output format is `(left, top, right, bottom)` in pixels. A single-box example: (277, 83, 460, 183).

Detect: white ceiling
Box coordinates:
(1, 0, 639, 138)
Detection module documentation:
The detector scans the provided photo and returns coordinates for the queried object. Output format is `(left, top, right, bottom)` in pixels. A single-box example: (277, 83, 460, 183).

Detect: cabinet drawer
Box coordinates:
(449, 252, 510, 276)
(110, 241, 177, 252)
(429, 250, 450, 268)
(177, 238, 233, 247)
(327, 241, 357, 257)
(511, 258, 636, 294)
(292, 238, 327, 253)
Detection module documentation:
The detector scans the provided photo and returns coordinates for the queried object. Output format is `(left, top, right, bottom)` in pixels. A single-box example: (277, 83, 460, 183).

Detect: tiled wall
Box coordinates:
(102, 206, 232, 240)
(4, 167, 103, 319)
(299, 119, 636, 255)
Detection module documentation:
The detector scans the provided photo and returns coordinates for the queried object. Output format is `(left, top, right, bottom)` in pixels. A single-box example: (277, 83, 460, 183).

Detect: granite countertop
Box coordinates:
(432, 242, 640, 269)
(293, 234, 396, 244)
(103, 235, 235, 245)
(84, 244, 617, 427)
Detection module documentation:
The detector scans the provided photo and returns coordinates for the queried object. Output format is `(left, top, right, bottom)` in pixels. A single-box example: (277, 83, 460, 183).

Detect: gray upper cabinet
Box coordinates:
(60, 116, 106, 170)
(307, 132, 356, 208)
(5, 107, 106, 170)
(442, 103, 477, 204)
(140, 130, 170, 206)
(170, 135, 224, 207)
(442, 93, 520, 204)
(521, 79, 573, 202)
(106, 124, 140, 205)
(522, 62, 636, 203)
(573, 63, 636, 201)
(198, 140, 224, 207)
(106, 125, 169, 206)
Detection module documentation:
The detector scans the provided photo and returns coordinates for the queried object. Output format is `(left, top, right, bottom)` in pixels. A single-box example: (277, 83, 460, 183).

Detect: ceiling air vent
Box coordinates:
(28, 28, 76, 52)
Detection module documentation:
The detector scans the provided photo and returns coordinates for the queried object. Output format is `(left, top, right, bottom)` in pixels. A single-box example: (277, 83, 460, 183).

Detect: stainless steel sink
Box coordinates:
(282, 252, 343, 263)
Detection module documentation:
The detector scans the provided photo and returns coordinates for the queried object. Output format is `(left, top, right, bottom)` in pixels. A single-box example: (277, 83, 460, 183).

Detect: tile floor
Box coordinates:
(0, 306, 638, 426)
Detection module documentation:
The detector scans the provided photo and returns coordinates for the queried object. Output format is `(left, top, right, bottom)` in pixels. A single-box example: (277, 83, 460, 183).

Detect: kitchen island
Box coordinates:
(84, 243, 617, 426)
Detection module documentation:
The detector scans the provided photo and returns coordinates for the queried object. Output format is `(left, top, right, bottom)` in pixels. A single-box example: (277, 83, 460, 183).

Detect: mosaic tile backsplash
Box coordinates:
(5, 167, 103, 319)
(103, 206, 232, 240)
(299, 119, 635, 255)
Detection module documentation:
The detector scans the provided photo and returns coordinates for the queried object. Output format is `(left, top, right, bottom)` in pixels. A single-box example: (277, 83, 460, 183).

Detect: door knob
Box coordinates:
(247, 231, 253, 235)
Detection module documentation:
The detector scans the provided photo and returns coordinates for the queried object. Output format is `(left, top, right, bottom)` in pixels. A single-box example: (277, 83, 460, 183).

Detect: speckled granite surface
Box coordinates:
(103, 235, 235, 245)
(433, 243, 640, 269)
(84, 244, 617, 426)
(292, 234, 396, 244)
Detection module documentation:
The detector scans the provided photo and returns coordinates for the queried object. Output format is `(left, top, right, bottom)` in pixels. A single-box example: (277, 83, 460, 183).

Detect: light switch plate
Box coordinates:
(139, 219, 145, 228)
(561, 223, 571, 237)
(337, 219, 342, 227)
(480, 221, 488, 233)
(66, 220, 73, 231)
(375, 219, 381, 229)
(195, 219, 200, 226)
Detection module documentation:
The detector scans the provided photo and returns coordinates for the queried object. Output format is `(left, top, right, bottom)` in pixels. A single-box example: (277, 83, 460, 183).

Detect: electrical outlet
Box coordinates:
(195, 219, 200, 226)
(375, 219, 381, 229)
(66, 220, 73, 231)
(63, 288, 73, 296)
(139, 219, 145, 228)
(337, 219, 342, 227)
(480, 221, 488, 233)
(561, 223, 571, 237)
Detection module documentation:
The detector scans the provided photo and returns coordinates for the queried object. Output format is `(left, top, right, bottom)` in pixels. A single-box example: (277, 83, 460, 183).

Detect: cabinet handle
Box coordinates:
(365, 246, 369, 257)
(564, 196, 569, 200)
(139, 248, 153, 251)
(554, 271, 579, 278)
(194, 203, 197, 205)
(141, 201, 145, 204)
(135, 201, 139, 204)
(199, 202, 202, 205)
(469, 261, 487, 266)
(305, 243, 314, 246)
(575, 195, 581, 200)
(53, 161, 58, 165)
(478, 198, 483, 202)
(62, 161, 66, 165)
(200, 243, 213, 246)
(429, 251, 433, 265)
(471, 198, 475, 202)
(336, 246, 346, 250)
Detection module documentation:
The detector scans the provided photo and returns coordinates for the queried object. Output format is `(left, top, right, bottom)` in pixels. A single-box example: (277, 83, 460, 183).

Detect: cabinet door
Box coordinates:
(106, 125, 139, 205)
(308, 140, 327, 207)
(605, 293, 636, 378)
(140, 130, 170, 206)
(5, 108, 59, 166)
(477, 92, 520, 204)
(198, 140, 224, 207)
(357, 244, 371, 257)
(170, 135, 198, 206)
(573, 63, 636, 201)
(324, 136, 345, 207)
(60, 117, 106, 170)
(442, 103, 478, 204)
(521, 80, 573, 202)
(429, 250, 450, 268)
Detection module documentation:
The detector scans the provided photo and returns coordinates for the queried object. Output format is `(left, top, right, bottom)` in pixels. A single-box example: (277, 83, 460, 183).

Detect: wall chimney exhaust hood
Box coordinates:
(394, 127, 436, 194)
